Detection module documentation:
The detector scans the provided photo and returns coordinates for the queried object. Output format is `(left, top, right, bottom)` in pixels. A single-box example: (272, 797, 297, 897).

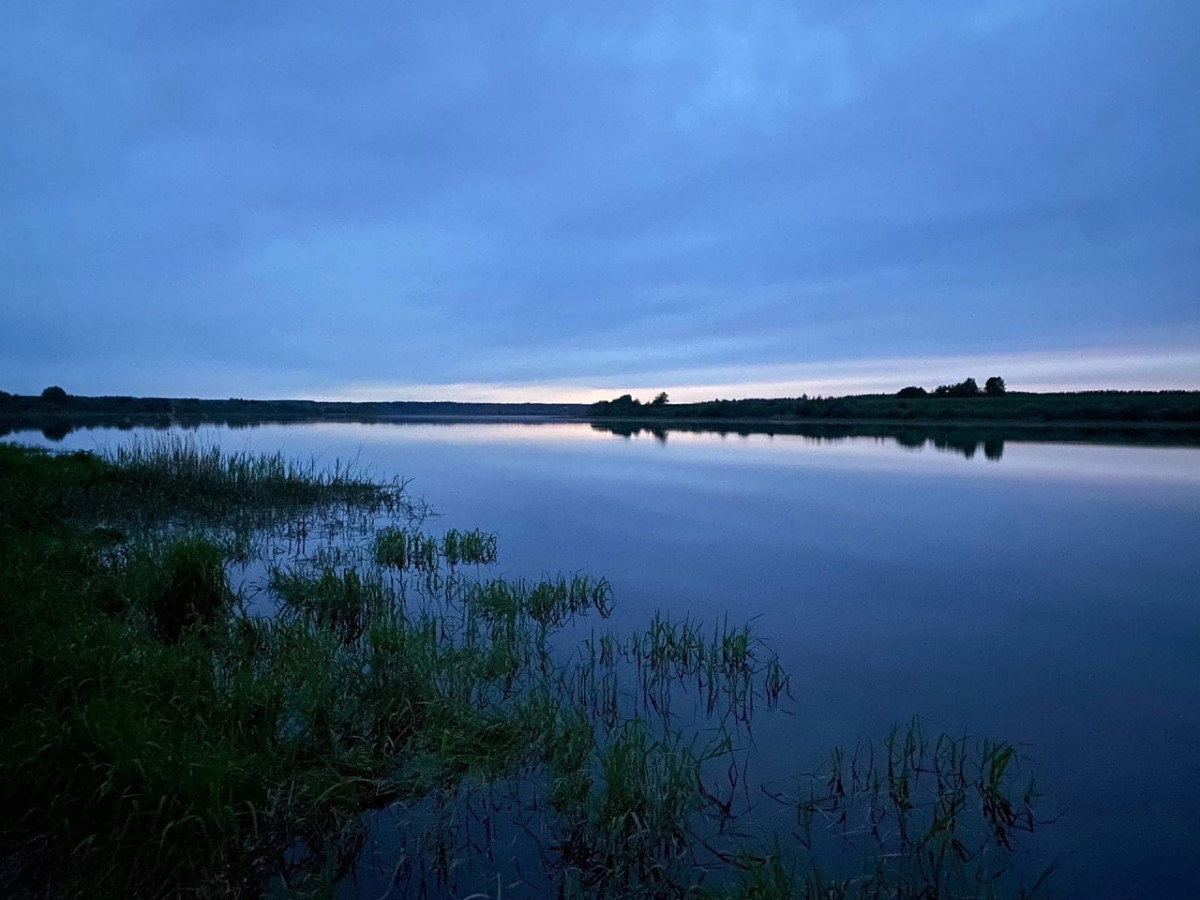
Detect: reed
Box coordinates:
(462, 574, 613, 628)
(108, 433, 404, 511)
(771, 717, 1055, 899)
(374, 526, 499, 573)
(441, 527, 498, 567)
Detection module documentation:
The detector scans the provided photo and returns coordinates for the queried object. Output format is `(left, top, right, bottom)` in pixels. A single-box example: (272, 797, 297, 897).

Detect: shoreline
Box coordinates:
(5, 410, 1200, 430)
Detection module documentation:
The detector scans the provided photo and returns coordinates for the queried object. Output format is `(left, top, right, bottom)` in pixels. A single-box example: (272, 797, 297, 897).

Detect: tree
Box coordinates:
(40, 385, 68, 403)
(897, 386, 927, 398)
(934, 378, 980, 398)
(985, 376, 1007, 396)
(651, 392, 669, 407)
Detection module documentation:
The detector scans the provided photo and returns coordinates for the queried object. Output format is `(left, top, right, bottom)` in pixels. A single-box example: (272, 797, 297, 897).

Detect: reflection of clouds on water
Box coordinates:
(302, 421, 1200, 488)
(5, 420, 1200, 488)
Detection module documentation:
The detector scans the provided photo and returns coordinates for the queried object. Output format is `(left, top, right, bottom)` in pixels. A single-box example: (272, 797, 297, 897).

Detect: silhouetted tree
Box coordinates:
(985, 376, 1007, 396)
(588, 393, 646, 417)
(897, 386, 927, 398)
(651, 392, 669, 407)
(934, 378, 980, 398)
(40, 385, 68, 403)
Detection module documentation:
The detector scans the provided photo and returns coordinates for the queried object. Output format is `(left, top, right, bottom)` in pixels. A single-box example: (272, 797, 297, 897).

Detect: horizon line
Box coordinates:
(8, 347, 1200, 404)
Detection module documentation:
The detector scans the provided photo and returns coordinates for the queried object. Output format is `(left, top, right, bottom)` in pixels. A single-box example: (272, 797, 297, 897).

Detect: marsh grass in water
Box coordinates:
(0, 439, 1054, 899)
(757, 719, 1057, 900)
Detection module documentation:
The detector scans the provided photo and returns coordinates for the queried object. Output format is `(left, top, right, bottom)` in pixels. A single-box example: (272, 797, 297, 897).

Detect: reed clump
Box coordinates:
(151, 537, 228, 642)
(109, 434, 400, 510)
(762, 718, 1056, 900)
(374, 526, 499, 572)
(96, 435, 423, 542)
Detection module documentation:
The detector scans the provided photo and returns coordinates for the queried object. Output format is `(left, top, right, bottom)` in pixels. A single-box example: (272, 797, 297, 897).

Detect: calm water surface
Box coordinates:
(10, 421, 1200, 898)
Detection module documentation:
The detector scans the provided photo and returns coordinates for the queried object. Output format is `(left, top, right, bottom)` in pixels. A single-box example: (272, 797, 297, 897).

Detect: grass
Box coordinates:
(0, 438, 1054, 899)
(151, 537, 229, 643)
(767, 718, 1057, 899)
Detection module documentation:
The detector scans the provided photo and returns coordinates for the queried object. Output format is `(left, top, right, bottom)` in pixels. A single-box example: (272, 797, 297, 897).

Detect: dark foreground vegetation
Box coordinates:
(0, 439, 1054, 898)
(589, 387, 1200, 426)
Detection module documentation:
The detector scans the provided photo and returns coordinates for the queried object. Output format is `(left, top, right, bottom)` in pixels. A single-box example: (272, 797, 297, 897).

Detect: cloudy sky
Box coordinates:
(2, 0, 1198, 401)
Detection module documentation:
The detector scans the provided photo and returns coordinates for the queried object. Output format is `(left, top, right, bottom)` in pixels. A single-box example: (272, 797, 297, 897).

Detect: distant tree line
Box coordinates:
(0, 387, 173, 415)
(587, 384, 1200, 425)
(0, 387, 592, 441)
(4, 385, 1200, 437)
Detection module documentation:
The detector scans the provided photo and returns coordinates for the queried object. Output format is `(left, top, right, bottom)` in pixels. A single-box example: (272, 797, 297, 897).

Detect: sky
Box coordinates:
(2, 0, 1198, 402)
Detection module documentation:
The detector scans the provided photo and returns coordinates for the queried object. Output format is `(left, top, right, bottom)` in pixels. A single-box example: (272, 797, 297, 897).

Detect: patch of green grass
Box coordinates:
(373, 526, 498, 572)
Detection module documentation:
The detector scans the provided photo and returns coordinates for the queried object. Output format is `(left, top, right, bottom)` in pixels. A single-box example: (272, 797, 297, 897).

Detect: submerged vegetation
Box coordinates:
(0, 438, 1054, 898)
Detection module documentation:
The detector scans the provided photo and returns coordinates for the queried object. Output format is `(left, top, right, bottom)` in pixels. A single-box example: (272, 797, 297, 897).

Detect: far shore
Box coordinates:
(3, 388, 1199, 444)
(579, 414, 1200, 432)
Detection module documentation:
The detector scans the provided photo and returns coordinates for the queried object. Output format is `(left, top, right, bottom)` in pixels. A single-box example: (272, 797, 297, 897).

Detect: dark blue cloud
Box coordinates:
(2, 0, 1197, 397)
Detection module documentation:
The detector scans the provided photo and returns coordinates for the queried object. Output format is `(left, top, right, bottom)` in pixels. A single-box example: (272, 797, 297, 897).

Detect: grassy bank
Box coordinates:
(0, 439, 1053, 898)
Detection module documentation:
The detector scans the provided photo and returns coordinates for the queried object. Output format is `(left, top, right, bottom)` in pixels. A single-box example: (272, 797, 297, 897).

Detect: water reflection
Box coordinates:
(39, 421, 74, 442)
(586, 418, 1200, 461)
(8, 419, 1200, 490)
(5, 414, 1200, 464)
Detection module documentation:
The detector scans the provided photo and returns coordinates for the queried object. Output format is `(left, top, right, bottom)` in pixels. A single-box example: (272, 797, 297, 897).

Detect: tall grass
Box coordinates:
(109, 434, 403, 508)
(98, 435, 426, 544)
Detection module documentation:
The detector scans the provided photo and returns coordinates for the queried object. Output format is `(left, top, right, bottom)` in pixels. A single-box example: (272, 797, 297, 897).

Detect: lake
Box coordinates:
(7, 420, 1200, 898)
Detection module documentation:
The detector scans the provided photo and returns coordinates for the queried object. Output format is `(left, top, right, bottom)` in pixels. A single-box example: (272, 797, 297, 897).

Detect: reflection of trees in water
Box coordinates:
(41, 421, 73, 442)
(7, 415, 1197, 459)
(591, 421, 1007, 461)
(930, 432, 1004, 461)
(35, 419, 170, 442)
(593, 422, 671, 445)
(588, 419, 1200, 456)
